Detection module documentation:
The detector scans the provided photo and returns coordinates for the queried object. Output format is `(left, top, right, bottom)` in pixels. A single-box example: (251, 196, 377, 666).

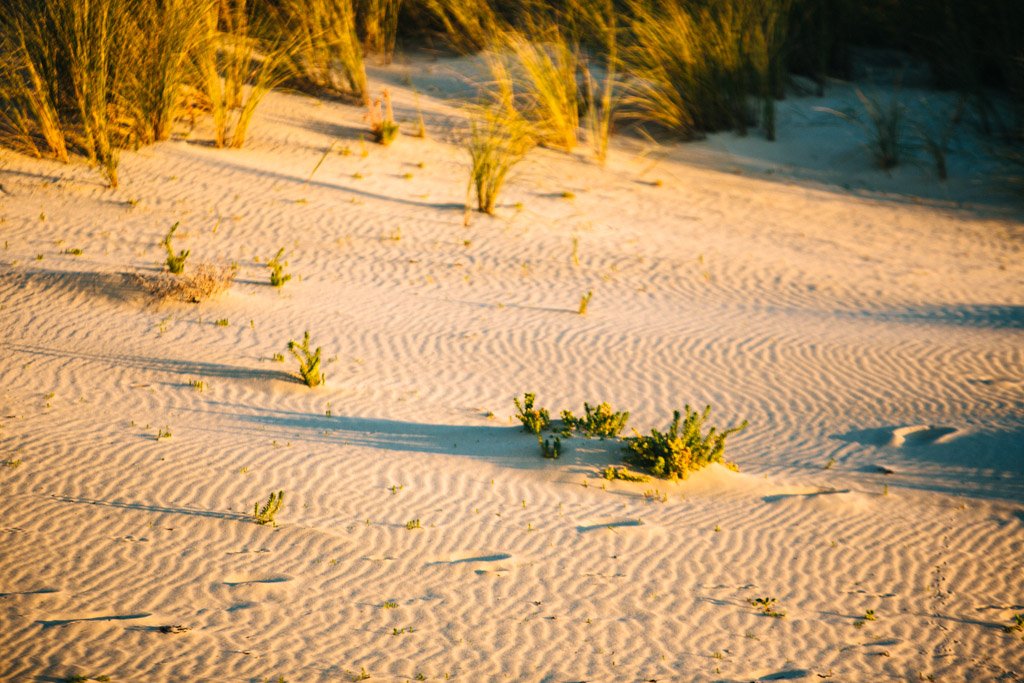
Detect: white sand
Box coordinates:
(1, 58, 1022, 681)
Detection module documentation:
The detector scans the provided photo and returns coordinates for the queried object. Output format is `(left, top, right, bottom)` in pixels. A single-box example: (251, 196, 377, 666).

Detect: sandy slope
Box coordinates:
(0, 57, 1022, 682)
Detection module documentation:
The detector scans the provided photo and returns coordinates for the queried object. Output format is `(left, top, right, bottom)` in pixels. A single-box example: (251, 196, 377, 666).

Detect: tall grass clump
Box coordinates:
(467, 63, 535, 215)
(0, 0, 132, 186)
(416, 0, 502, 54)
(573, 0, 619, 163)
(195, 0, 291, 149)
(274, 0, 367, 102)
(623, 0, 791, 140)
(359, 0, 402, 64)
(124, 0, 209, 145)
(501, 27, 579, 152)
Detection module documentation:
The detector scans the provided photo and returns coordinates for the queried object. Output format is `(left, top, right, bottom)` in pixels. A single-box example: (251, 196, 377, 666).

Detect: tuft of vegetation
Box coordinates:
(133, 264, 235, 303)
(162, 222, 189, 274)
(562, 401, 629, 438)
(287, 331, 324, 387)
(513, 392, 550, 434)
(577, 290, 592, 315)
(748, 596, 785, 618)
(273, 0, 366, 101)
(600, 465, 648, 482)
(253, 489, 284, 526)
(466, 62, 535, 216)
(405, 518, 421, 530)
(195, 0, 291, 149)
(367, 88, 399, 145)
(623, 405, 748, 479)
(1006, 614, 1024, 633)
(818, 87, 906, 170)
(539, 435, 561, 459)
(268, 248, 292, 288)
(359, 0, 402, 64)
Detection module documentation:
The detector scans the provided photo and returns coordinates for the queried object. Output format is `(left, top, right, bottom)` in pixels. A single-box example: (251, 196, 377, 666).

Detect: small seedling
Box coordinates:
(268, 248, 292, 288)
(156, 426, 172, 440)
(215, 318, 229, 327)
(824, 456, 835, 470)
(578, 290, 592, 315)
(600, 466, 649, 482)
(3, 459, 22, 468)
(405, 519, 421, 530)
(368, 89, 399, 145)
(162, 222, 189, 274)
(864, 609, 877, 621)
(253, 490, 284, 526)
(1005, 614, 1024, 633)
(539, 435, 561, 459)
(355, 668, 371, 681)
(388, 484, 403, 495)
(65, 675, 111, 683)
(158, 624, 190, 634)
(189, 380, 207, 392)
(272, 353, 285, 362)
(287, 331, 324, 387)
(643, 489, 668, 503)
(64, 248, 83, 256)
(382, 600, 398, 609)
(560, 190, 575, 199)
(748, 596, 785, 618)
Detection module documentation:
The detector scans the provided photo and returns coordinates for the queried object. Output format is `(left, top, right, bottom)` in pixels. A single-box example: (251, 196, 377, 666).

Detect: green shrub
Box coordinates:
(288, 331, 324, 387)
(268, 248, 292, 287)
(600, 465, 648, 482)
(513, 392, 550, 434)
(561, 401, 629, 438)
(253, 490, 284, 526)
(539, 435, 561, 459)
(162, 222, 189, 274)
(623, 405, 747, 479)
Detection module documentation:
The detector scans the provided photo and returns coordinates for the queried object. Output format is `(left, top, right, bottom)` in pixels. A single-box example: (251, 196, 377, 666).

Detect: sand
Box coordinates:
(0, 56, 1022, 682)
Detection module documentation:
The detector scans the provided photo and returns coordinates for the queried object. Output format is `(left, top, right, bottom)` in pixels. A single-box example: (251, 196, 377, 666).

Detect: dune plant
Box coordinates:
(367, 88, 399, 144)
(417, 0, 501, 54)
(467, 63, 535, 215)
(748, 596, 785, 618)
(623, 0, 758, 138)
(577, 290, 592, 315)
(124, 0, 209, 145)
(288, 331, 324, 387)
(818, 87, 906, 170)
(600, 465, 648, 482)
(274, 0, 366, 101)
(513, 392, 550, 434)
(562, 402, 629, 438)
(162, 222, 190, 274)
(195, 0, 290, 149)
(359, 0, 402, 64)
(539, 435, 561, 459)
(253, 490, 284, 526)
(624, 405, 748, 479)
(503, 27, 579, 152)
(267, 248, 292, 287)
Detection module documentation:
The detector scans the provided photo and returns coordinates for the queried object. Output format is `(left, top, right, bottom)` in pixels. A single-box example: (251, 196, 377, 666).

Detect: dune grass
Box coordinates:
(416, 0, 502, 54)
(195, 0, 292, 149)
(466, 62, 536, 215)
(359, 0, 402, 64)
(274, 0, 367, 102)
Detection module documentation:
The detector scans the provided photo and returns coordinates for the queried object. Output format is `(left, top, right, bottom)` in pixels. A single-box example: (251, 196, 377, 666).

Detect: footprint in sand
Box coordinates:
(889, 425, 959, 448)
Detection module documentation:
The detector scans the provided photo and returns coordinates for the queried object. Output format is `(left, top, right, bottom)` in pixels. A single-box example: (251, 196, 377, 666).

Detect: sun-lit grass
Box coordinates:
(275, 0, 367, 102)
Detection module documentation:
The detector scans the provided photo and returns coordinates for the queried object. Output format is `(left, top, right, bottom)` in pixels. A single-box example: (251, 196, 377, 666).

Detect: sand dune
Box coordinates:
(0, 56, 1022, 682)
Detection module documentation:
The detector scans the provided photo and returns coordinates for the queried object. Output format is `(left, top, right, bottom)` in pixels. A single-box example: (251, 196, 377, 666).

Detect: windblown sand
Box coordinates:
(1, 59, 1022, 682)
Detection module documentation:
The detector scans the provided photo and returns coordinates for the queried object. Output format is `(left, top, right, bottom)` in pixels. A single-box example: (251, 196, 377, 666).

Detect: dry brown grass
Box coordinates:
(130, 264, 236, 303)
